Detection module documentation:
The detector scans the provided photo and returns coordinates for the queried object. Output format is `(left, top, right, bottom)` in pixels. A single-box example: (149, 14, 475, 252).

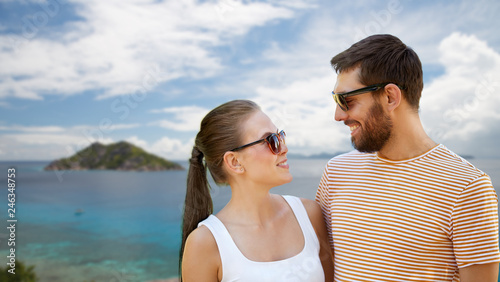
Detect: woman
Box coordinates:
(180, 100, 334, 281)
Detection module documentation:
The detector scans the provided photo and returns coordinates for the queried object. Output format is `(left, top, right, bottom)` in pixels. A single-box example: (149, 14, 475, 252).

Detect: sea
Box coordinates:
(0, 157, 499, 282)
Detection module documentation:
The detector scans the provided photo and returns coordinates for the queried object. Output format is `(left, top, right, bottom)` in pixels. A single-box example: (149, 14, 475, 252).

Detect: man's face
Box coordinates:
(333, 67, 393, 152)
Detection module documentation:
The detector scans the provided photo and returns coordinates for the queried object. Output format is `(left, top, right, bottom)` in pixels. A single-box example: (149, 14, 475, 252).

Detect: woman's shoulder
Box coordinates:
(185, 223, 218, 254)
(182, 224, 221, 279)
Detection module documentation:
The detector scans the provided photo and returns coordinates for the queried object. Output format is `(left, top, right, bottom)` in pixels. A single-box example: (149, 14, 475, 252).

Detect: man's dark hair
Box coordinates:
(331, 34, 423, 110)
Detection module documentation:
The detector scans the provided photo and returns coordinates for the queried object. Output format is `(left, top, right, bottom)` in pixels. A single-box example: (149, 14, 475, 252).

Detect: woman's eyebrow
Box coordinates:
(259, 129, 278, 139)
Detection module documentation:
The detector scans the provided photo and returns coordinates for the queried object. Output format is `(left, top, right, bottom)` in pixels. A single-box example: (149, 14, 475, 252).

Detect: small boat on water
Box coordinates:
(75, 208, 84, 216)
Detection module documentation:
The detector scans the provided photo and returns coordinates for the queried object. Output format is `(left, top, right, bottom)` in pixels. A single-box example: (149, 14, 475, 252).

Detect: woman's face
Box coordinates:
(235, 110, 292, 189)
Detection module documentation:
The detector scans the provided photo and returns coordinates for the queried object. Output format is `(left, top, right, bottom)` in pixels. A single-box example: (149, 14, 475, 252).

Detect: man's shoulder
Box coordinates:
(430, 145, 484, 173)
(424, 144, 490, 185)
(327, 150, 376, 165)
(329, 149, 375, 159)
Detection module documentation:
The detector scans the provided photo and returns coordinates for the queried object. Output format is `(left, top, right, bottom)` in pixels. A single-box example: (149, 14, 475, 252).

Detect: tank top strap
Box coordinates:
(282, 195, 320, 253)
(198, 215, 244, 279)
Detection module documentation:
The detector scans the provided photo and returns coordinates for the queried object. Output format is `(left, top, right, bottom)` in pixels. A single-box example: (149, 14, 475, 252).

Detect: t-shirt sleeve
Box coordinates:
(451, 174, 500, 268)
(315, 162, 334, 250)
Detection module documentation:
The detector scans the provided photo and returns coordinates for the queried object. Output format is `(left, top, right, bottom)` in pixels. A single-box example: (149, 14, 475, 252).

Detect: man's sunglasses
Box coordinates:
(332, 82, 405, 111)
(230, 130, 286, 155)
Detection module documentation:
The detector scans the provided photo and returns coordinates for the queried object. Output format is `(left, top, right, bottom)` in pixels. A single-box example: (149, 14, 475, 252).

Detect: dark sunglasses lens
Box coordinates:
(267, 134, 280, 154)
(334, 94, 347, 111)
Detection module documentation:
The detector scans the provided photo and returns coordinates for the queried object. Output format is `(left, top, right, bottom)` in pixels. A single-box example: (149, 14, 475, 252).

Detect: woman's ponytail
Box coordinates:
(179, 146, 213, 275)
(178, 100, 261, 279)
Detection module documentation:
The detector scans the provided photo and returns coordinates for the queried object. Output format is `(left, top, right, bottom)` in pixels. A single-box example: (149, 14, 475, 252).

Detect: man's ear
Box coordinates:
(223, 151, 245, 175)
(383, 83, 402, 112)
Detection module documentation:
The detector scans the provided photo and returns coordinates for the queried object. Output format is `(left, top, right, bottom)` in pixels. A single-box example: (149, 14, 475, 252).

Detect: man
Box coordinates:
(316, 34, 500, 281)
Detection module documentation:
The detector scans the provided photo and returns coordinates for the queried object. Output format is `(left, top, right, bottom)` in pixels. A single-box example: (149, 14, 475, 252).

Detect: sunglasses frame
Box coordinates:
(332, 82, 405, 111)
(230, 130, 286, 155)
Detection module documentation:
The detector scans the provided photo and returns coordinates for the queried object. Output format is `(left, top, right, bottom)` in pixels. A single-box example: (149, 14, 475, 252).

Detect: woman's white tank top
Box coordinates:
(198, 195, 325, 282)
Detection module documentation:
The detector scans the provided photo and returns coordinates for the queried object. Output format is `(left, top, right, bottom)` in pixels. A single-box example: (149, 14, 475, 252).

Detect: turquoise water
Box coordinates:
(0, 162, 191, 281)
(0, 158, 499, 281)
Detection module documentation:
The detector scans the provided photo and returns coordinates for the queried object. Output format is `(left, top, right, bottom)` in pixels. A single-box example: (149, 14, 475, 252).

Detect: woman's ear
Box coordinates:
(384, 83, 402, 112)
(223, 151, 245, 175)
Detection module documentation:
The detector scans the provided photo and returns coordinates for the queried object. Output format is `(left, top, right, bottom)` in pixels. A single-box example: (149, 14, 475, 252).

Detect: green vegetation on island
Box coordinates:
(44, 141, 184, 171)
(0, 260, 37, 282)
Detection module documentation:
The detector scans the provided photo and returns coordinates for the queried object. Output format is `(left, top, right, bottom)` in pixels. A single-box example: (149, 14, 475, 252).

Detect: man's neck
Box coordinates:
(377, 113, 437, 161)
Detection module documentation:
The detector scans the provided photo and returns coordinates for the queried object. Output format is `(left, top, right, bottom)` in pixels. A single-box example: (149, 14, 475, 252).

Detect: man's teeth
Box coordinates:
(277, 161, 287, 166)
(349, 125, 359, 132)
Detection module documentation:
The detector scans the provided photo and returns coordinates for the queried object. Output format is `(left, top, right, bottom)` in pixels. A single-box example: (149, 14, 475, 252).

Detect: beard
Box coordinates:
(351, 101, 393, 153)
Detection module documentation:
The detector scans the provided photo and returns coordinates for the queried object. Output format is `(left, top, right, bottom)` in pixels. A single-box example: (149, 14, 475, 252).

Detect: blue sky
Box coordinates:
(0, 0, 499, 161)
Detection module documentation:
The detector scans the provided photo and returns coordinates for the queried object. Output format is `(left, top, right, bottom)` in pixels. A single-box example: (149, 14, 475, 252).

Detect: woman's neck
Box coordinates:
(219, 183, 280, 227)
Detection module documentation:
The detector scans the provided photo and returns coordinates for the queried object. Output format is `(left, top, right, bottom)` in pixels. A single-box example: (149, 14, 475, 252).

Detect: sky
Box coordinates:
(0, 0, 499, 161)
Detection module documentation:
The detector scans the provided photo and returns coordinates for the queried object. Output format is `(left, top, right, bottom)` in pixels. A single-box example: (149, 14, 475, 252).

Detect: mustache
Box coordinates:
(344, 120, 360, 127)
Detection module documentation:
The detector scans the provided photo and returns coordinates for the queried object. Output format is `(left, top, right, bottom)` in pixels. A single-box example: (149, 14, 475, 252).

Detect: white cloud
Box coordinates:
(0, 136, 61, 161)
(0, 0, 43, 3)
(150, 136, 193, 161)
(125, 135, 149, 150)
(149, 105, 210, 132)
(0, 123, 141, 160)
(123, 135, 193, 161)
(0, 0, 307, 100)
(2, 133, 88, 146)
(0, 133, 114, 160)
(0, 129, 192, 161)
(109, 123, 141, 130)
(0, 125, 65, 133)
(420, 33, 500, 147)
(149, 106, 208, 115)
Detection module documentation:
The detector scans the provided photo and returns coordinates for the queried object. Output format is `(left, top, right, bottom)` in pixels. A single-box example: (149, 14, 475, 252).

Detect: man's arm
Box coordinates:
(459, 263, 499, 282)
(453, 174, 500, 281)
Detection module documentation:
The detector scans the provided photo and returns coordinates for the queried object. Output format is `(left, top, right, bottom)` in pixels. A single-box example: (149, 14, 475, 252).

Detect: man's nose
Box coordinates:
(334, 104, 347, 121)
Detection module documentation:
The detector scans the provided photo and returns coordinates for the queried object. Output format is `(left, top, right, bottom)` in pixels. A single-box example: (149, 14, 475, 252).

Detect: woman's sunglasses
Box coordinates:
(230, 130, 286, 155)
(332, 82, 405, 111)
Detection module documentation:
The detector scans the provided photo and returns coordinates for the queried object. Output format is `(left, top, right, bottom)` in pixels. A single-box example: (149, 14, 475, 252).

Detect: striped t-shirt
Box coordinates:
(316, 144, 500, 281)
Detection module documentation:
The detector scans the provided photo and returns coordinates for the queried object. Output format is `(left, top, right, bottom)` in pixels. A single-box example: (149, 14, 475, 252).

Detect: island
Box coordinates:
(44, 141, 184, 171)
